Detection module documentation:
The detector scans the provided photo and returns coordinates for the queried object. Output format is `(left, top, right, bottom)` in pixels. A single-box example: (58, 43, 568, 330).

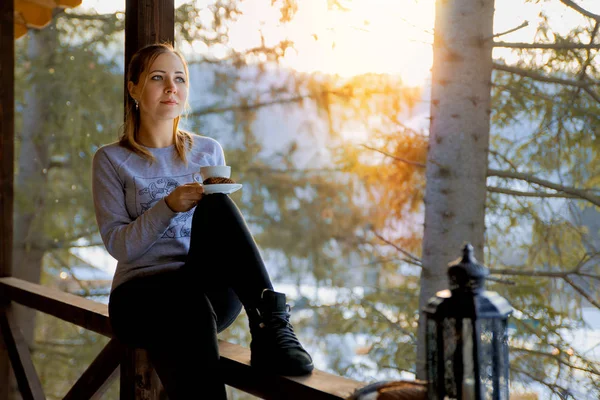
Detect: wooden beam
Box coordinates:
(63, 339, 124, 400)
(0, 307, 45, 400)
(0, 277, 111, 336)
(0, 0, 15, 282)
(0, 1, 15, 399)
(120, 348, 163, 400)
(219, 340, 364, 400)
(90, 367, 120, 400)
(124, 0, 174, 107)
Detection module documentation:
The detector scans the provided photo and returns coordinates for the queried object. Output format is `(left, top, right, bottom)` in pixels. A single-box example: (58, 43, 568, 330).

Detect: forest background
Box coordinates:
(9, 0, 600, 399)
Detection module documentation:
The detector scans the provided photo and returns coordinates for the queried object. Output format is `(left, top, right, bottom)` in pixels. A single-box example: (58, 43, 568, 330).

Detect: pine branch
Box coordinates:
(579, 272, 600, 280)
(372, 231, 422, 267)
(189, 95, 309, 117)
(61, 12, 122, 22)
(489, 149, 520, 171)
(362, 301, 417, 343)
(485, 276, 516, 285)
(560, 0, 600, 21)
(487, 186, 580, 198)
(488, 268, 569, 278)
(189, 87, 354, 117)
(578, 21, 599, 80)
(492, 83, 600, 119)
(362, 144, 600, 204)
(512, 347, 600, 376)
(510, 366, 568, 397)
(245, 166, 343, 174)
(48, 253, 94, 298)
(493, 41, 600, 50)
(360, 145, 426, 168)
(564, 275, 600, 309)
(490, 21, 529, 39)
(493, 62, 600, 103)
(487, 168, 600, 206)
(493, 62, 598, 89)
(490, 255, 599, 280)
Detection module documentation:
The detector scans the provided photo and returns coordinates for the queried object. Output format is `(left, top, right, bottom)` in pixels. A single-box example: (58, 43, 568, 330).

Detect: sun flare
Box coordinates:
(78, 0, 435, 86)
(228, 0, 435, 86)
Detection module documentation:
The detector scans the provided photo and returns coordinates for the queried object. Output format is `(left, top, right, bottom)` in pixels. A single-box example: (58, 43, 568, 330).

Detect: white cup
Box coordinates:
(200, 165, 231, 181)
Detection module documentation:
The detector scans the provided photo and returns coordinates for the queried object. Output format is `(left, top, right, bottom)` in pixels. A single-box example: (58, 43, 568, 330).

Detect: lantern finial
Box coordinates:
(447, 243, 489, 293)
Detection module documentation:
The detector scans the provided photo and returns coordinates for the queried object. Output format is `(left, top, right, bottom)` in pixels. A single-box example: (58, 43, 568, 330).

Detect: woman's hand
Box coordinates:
(164, 182, 204, 213)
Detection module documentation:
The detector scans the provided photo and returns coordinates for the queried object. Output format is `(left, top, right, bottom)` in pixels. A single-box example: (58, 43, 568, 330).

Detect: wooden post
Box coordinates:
(0, 1, 15, 399)
(122, 1, 174, 398)
(120, 348, 165, 400)
(0, 0, 15, 281)
(124, 0, 175, 105)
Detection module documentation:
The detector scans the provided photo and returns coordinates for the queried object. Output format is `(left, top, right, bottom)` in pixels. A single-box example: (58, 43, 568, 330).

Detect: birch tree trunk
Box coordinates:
(416, 0, 496, 379)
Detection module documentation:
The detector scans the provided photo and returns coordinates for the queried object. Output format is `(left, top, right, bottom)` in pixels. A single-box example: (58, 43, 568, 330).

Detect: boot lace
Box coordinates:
(259, 305, 303, 349)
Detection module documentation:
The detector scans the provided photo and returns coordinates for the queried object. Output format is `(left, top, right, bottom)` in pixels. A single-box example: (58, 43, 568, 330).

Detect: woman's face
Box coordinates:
(131, 52, 188, 122)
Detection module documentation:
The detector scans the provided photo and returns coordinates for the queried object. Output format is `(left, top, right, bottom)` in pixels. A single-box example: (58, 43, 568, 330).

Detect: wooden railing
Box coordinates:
(0, 277, 366, 400)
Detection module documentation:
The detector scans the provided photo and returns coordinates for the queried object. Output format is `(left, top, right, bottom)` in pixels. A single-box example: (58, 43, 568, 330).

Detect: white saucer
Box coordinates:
(203, 183, 242, 195)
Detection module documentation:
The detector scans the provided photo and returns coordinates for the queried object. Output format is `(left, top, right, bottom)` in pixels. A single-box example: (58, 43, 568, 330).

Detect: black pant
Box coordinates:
(108, 194, 274, 399)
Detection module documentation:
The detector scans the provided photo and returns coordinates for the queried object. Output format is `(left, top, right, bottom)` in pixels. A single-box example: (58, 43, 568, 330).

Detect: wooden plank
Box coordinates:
(63, 339, 124, 400)
(90, 367, 120, 400)
(0, 2, 15, 398)
(120, 348, 163, 400)
(0, 307, 45, 400)
(0, 0, 15, 283)
(0, 277, 111, 336)
(219, 340, 364, 400)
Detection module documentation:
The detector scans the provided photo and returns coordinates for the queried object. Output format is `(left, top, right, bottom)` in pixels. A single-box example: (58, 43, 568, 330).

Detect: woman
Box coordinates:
(92, 43, 313, 399)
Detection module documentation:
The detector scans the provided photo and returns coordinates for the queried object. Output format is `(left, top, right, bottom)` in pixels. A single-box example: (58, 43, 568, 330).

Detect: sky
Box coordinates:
(75, 0, 600, 87)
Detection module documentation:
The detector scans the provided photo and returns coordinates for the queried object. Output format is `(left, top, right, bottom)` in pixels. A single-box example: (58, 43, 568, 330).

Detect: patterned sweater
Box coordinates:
(91, 135, 225, 292)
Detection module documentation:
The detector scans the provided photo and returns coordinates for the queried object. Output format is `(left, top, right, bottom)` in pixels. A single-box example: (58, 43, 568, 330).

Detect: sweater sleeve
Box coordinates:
(92, 148, 178, 263)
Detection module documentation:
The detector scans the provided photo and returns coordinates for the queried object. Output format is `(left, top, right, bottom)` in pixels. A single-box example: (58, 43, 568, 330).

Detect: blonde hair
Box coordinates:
(119, 43, 193, 163)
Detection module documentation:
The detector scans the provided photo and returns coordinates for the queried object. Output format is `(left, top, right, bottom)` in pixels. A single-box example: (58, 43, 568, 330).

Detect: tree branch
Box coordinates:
(189, 86, 359, 117)
(245, 166, 343, 174)
(564, 275, 600, 309)
(372, 231, 422, 267)
(490, 21, 529, 39)
(492, 62, 600, 103)
(485, 276, 516, 285)
(487, 186, 580, 198)
(189, 95, 310, 117)
(487, 168, 600, 206)
(512, 347, 600, 376)
(510, 366, 568, 397)
(62, 12, 123, 22)
(360, 145, 426, 168)
(362, 301, 417, 343)
(492, 83, 600, 119)
(487, 186, 583, 200)
(493, 62, 597, 88)
(493, 41, 600, 50)
(560, 0, 600, 21)
(488, 268, 569, 278)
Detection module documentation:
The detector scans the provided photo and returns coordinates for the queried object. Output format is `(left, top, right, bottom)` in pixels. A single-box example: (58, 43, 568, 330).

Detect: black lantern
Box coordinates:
(423, 244, 512, 400)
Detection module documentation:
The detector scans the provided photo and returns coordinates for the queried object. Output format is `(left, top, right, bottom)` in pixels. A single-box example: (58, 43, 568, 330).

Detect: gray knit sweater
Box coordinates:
(91, 135, 225, 292)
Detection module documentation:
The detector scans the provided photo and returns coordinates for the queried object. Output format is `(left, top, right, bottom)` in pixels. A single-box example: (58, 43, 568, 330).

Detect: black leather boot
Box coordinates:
(248, 289, 314, 376)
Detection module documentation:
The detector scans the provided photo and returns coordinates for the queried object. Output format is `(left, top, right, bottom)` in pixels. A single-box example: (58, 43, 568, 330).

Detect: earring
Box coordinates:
(134, 99, 139, 110)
